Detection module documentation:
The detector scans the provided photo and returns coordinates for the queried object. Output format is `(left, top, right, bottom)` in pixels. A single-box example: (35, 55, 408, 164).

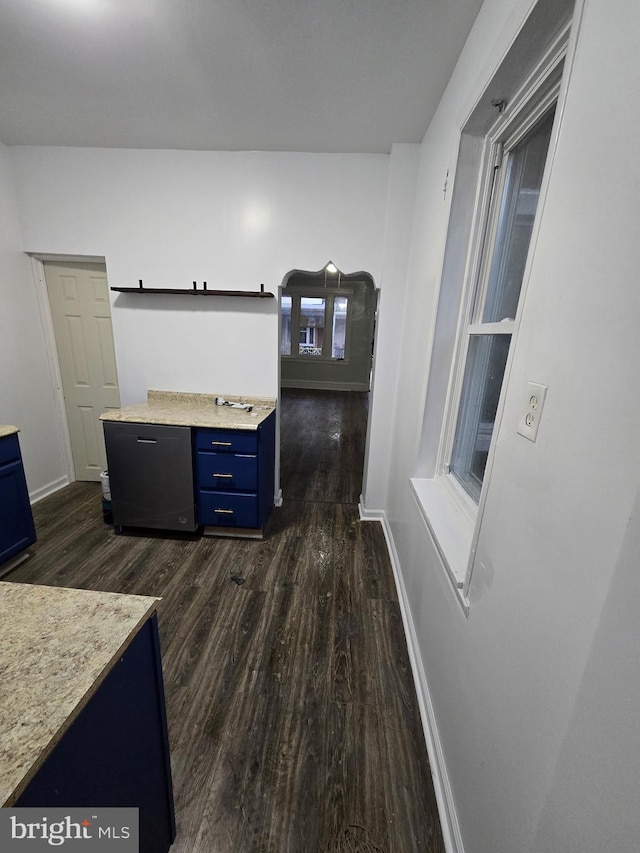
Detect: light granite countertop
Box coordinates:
(0, 582, 159, 806)
(100, 390, 276, 430)
(0, 425, 19, 439)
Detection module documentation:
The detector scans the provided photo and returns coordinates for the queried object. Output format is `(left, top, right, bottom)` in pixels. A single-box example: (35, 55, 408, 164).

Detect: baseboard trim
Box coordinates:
(363, 504, 465, 853)
(358, 496, 384, 521)
(30, 475, 69, 505)
(281, 379, 369, 392)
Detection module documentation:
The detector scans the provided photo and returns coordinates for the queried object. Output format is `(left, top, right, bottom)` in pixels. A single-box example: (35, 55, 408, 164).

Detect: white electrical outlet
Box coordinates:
(517, 381, 548, 442)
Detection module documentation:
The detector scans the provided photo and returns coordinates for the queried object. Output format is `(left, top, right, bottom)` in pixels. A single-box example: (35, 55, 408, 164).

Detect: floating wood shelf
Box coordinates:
(111, 281, 275, 298)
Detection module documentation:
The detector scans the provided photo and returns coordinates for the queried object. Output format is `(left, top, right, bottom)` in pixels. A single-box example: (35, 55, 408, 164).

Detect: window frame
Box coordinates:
(440, 79, 562, 499)
(297, 295, 327, 356)
(281, 287, 353, 363)
(411, 26, 571, 608)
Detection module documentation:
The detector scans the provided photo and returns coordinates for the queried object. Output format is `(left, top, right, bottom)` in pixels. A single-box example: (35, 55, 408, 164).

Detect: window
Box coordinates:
(281, 294, 292, 355)
(299, 297, 325, 356)
(410, 18, 571, 605)
(332, 296, 348, 359)
(448, 107, 556, 502)
(280, 291, 350, 361)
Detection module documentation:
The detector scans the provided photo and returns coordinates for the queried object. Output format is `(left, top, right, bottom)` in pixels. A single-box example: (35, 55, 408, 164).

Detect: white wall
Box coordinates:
(9, 148, 388, 407)
(362, 143, 420, 511)
(366, 0, 640, 851)
(0, 143, 68, 499)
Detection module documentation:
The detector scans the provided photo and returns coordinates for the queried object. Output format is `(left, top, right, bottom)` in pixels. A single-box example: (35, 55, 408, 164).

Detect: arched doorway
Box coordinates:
(278, 264, 377, 503)
(280, 265, 376, 392)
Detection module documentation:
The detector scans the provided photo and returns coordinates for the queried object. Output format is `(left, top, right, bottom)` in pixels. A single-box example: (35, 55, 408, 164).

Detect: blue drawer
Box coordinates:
(198, 491, 258, 528)
(0, 433, 20, 467)
(195, 429, 257, 455)
(196, 452, 257, 492)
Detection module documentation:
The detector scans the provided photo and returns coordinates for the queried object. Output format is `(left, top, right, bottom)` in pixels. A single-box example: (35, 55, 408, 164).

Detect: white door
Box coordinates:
(44, 261, 121, 482)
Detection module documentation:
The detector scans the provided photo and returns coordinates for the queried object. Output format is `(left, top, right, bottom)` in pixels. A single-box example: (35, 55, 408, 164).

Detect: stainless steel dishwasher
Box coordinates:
(103, 422, 197, 533)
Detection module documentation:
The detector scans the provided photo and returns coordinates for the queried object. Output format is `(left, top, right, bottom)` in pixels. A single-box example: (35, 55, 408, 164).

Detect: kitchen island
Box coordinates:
(101, 390, 277, 538)
(0, 582, 175, 853)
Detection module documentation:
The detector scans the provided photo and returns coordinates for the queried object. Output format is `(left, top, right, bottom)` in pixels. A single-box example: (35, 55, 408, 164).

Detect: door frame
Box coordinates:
(29, 253, 108, 486)
(279, 271, 377, 392)
(277, 266, 379, 509)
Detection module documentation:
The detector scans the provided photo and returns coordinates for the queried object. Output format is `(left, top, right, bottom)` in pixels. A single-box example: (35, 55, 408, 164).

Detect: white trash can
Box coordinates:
(100, 470, 111, 501)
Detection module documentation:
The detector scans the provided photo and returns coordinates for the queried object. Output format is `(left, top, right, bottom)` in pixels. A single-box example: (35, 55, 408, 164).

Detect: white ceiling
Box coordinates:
(0, 0, 483, 154)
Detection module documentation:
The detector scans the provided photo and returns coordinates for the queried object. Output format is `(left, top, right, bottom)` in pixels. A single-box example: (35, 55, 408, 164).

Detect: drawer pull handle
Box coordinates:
(211, 441, 232, 446)
(213, 473, 233, 478)
(214, 508, 234, 514)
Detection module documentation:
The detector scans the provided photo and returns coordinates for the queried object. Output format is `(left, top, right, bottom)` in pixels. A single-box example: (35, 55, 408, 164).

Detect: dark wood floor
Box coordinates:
(7, 389, 444, 852)
(279, 389, 370, 504)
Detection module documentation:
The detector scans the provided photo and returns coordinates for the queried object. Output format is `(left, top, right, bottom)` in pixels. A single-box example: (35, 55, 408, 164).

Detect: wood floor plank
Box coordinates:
(279, 389, 369, 504)
(6, 389, 444, 852)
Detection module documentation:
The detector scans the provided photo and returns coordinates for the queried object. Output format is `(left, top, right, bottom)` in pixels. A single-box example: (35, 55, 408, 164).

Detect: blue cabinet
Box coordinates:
(103, 410, 277, 538)
(194, 412, 276, 536)
(16, 614, 176, 853)
(0, 433, 36, 566)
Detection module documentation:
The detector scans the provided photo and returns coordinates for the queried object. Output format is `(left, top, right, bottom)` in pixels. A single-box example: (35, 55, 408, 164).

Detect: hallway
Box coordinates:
(8, 390, 444, 852)
(279, 388, 369, 503)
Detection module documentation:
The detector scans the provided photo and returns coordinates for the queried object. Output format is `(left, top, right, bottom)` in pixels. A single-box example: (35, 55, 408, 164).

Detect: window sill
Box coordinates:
(409, 476, 474, 614)
(281, 356, 350, 364)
